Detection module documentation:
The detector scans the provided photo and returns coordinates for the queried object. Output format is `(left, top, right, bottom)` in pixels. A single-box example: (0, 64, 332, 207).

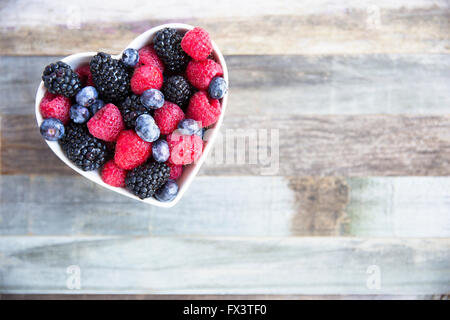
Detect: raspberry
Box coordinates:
(39, 91, 71, 124)
(181, 27, 212, 61)
(87, 103, 125, 142)
(75, 64, 94, 87)
(186, 59, 223, 90)
(138, 45, 164, 73)
(166, 131, 203, 165)
(186, 91, 221, 128)
(166, 162, 183, 180)
(114, 130, 152, 170)
(153, 101, 185, 135)
(101, 160, 127, 187)
(130, 64, 163, 95)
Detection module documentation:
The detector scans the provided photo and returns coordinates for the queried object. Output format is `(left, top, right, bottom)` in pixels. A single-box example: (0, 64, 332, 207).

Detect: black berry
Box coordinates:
(125, 162, 170, 199)
(162, 75, 193, 109)
(119, 94, 151, 129)
(153, 28, 190, 74)
(42, 61, 82, 98)
(60, 123, 109, 171)
(90, 52, 131, 102)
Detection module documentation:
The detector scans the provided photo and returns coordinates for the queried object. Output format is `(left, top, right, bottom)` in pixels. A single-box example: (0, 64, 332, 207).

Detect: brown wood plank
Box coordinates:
(2, 114, 449, 176)
(0, 1, 448, 55)
(2, 55, 450, 116)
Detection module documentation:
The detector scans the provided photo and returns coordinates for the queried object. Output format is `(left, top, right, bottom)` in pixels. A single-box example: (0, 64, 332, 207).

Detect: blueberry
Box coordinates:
(195, 127, 206, 139)
(90, 99, 105, 116)
(75, 86, 98, 107)
(178, 119, 200, 135)
(135, 114, 160, 142)
(140, 89, 164, 109)
(70, 104, 90, 123)
(152, 139, 170, 162)
(122, 48, 139, 67)
(155, 179, 179, 202)
(208, 77, 228, 99)
(40, 118, 65, 141)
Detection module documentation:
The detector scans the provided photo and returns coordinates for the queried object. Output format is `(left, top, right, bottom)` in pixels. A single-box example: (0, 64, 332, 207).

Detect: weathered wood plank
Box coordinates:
(1, 0, 448, 55)
(347, 178, 450, 237)
(203, 114, 450, 176)
(0, 294, 442, 300)
(2, 114, 449, 176)
(1, 176, 449, 237)
(0, 237, 448, 294)
(2, 55, 450, 116)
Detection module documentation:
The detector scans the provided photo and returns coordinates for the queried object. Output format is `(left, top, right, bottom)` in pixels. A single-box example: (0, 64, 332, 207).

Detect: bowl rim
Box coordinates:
(35, 23, 228, 208)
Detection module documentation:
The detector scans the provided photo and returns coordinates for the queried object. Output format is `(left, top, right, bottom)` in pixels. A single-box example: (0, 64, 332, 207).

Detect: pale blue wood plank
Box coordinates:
(0, 237, 448, 294)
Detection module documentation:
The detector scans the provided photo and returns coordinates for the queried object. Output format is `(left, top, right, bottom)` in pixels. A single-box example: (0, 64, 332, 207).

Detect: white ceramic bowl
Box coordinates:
(35, 23, 228, 208)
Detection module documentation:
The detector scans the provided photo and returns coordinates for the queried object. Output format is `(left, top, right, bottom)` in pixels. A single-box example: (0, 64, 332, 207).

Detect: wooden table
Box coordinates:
(0, 0, 449, 299)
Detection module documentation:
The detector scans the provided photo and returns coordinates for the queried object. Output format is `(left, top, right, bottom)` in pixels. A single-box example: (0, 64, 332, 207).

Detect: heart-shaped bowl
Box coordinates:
(35, 23, 228, 208)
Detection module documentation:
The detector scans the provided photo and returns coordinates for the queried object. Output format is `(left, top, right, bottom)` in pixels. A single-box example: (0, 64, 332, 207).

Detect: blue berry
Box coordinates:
(140, 89, 164, 109)
(122, 48, 139, 67)
(208, 77, 228, 99)
(196, 127, 206, 139)
(178, 118, 200, 135)
(152, 139, 170, 162)
(40, 118, 65, 141)
(155, 179, 179, 202)
(70, 104, 90, 123)
(90, 99, 105, 116)
(135, 114, 160, 142)
(75, 86, 98, 107)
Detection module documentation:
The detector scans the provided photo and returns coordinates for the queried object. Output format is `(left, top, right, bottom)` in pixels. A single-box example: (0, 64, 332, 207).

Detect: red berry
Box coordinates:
(114, 130, 152, 170)
(39, 91, 71, 124)
(181, 27, 212, 61)
(101, 160, 127, 187)
(166, 131, 203, 165)
(153, 101, 185, 135)
(166, 162, 183, 180)
(87, 103, 124, 142)
(186, 59, 223, 90)
(130, 64, 163, 95)
(138, 45, 164, 73)
(186, 91, 221, 128)
(75, 64, 94, 87)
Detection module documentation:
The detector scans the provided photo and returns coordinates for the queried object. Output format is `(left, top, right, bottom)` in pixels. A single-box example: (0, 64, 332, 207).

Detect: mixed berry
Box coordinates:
(39, 26, 228, 202)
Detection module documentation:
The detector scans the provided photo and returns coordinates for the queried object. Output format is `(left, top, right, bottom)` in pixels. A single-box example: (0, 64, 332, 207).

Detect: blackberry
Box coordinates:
(119, 94, 151, 128)
(153, 28, 190, 74)
(60, 123, 109, 171)
(162, 75, 193, 109)
(90, 52, 131, 102)
(42, 61, 82, 98)
(126, 162, 170, 199)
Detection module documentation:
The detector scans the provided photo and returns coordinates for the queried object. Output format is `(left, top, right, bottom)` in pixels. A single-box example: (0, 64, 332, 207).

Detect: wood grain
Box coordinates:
(1, 0, 449, 297)
(2, 55, 450, 116)
(0, 0, 448, 55)
(0, 236, 448, 294)
(2, 114, 449, 176)
(0, 294, 442, 300)
(1, 175, 449, 237)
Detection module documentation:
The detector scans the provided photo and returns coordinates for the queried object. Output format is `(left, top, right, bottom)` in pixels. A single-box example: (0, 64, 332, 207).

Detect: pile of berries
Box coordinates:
(39, 27, 228, 202)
